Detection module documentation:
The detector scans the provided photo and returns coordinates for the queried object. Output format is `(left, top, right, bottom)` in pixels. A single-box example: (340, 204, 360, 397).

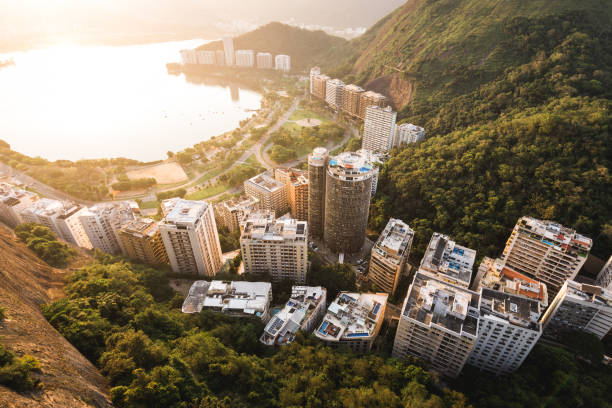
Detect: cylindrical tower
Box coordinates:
(324, 151, 374, 253)
(308, 147, 328, 239)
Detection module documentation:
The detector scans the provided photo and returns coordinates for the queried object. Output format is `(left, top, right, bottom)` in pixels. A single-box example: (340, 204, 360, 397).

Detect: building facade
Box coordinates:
(325, 79, 345, 110)
(274, 168, 308, 221)
(309, 66, 320, 94)
(596, 255, 612, 291)
(179, 49, 197, 65)
(363, 106, 397, 153)
(235, 50, 255, 67)
(80, 202, 135, 255)
(312, 74, 329, 100)
(420, 232, 476, 288)
(244, 172, 289, 217)
(359, 91, 388, 119)
(393, 123, 425, 146)
(256, 52, 273, 69)
(214, 195, 260, 233)
(0, 183, 38, 228)
(341, 84, 364, 118)
(196, 50, 216, 65)
(274, 54, 291, 72)
(222, 37, 235, 66)
(119, 218, 168, 265)
(307, 147, 328, 239)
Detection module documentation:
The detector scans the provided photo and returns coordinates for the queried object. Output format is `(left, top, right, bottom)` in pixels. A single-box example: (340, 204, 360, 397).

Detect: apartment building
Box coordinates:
(256, 52, 273, 69)
(179, 49, 197, 65)
(355, 149, 387, 195)
(420, 232, 476, 288)
(159, 199, 223, 276)
(312, 74, 330, 100)
(244, 172, 289, 217)
(501, 216, 592, 295)
(214, 194, 260, 233)
(0, 182, 38, 228)
(392, 272, 480, 378)
(275, 54, 291, 72)
(201, 280, 272, 320)
(119, 217, 168, 265)
(240, 214, 308, 283)
(307, 147, 328, 239)
(325, 79, 345, 110)
(235, 50, 255, 67)
(468, 288, 542, 375)
(222, 37, 235, 66)
(79, 202, 135, 255)
(215, 50, 226, 66)
(260, 286, 327, 346)
(363, 106, 397, 153)
(196, 50, 216, 65)
(274, 168, 309, 221)
(342, 84, 364, 118)
(309, 66, 320, 94)
(369, 218, 414, 296)
(358, 91, 388, 119)
(315, 292, 388, 353)
(540, 280, 612, 339)
(20, 199, 92, 249)
(393, 123, 425, 146)
(596, 255, 612, 291)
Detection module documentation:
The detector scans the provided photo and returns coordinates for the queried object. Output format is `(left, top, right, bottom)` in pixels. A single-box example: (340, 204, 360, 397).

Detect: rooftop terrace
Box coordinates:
(328, 151, 375, 181)
(564, 280, 612, 307)
(120, 217, 159, 238)
(242, 216, 307, 242)
(517, 216, 592, 252)
(421, 233, 476, 287)
(162, 199, 208, 225)
(480, 288, 541, 331)
(246, 173, 284, 193)
(202, 280, 272, 319)
(373, 218, 413, 264)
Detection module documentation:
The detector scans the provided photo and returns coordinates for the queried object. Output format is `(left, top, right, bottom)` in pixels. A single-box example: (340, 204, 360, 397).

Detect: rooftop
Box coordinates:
(218, 194, 259, 213)
(420, 232, 476, 287)
(162, 199, 208, 225)
(242, 215, 307, 242)
(181, 281, 211, 313)
(120, 217, 160, 238)
(480, 288, 541, 331)
(328, 151, 375, 181)
(344, 84, 364, 93)
(0, 182, 37, 207)
(315, 292, 387, 342)
(246, 173, 284, 193)
(517, 216, 592, 253)
(373, 218, 413, 264)
(564, 280, 612, 307)
(22, 198, 80, 219)
(403, 271, 480, 337)
(202, 280, 272, 319)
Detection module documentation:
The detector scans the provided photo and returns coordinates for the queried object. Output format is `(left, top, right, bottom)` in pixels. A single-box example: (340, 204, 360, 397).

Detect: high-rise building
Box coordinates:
(20, 198, 92, 249)
(309, 66, 321, 95)
(356, 149, 387, 195)
(240, 213, 308, 283)
(179, 49, 197, 65)
(363, 106, 397, 153)
(222, 37, 235, 66)
(312, 74, 329, 100)
(79, 202, 135, 255)
(256, 52, 273, 69)
(342, 84, 364, 118)
(308, 147, 328, 239)
(274, 168, 308, 221)
(596, 255, 612, 291)
(324, 151, 375, 254)
(235, 50, 255, 67)
(359, 91, 388, 119)
(369, 218, 414, 296)
(196, 50, 216, 65)
(0, 182, 38, 228)
(215, 50, 226, 66)
(214, 195, 260, 233)
(501, 217, 592, 296)
(260, 286, 327, 346)
(275, 54, 291, 72)
(540, 280, 612, 339)
(392, 271, 480, 378)
(244, 172, 289, 217)
(468, 288, 542, 375)
(119, 218, 168, 265)
(159, 199, 223, 276)
(420, 232, 476, 288)
(315, 292, 388, 353)
(393, 123, 425, 146)
(325, 79, 345, 110)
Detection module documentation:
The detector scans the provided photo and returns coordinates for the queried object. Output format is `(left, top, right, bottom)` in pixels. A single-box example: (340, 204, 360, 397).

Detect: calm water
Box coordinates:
(0, 40, 261, 162)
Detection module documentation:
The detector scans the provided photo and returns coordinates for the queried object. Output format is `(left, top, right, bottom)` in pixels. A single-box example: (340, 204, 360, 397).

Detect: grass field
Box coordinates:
(289, 109, 329, 123)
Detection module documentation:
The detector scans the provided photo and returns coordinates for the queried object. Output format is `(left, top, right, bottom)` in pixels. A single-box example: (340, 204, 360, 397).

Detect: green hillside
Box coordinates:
(198, 22, 349, 71)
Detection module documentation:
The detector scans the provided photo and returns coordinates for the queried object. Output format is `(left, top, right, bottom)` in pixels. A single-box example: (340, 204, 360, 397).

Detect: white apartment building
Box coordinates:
(369, 218, 414, 296)
(260, 286, 327, 346)
(159, 199, 223, 276)
(325, 79, 345, 110)
(356, 149, 387, 195)
(315, 292, 388, 353)
(244, 172, 289, 217)
(0, 182, 38, 228)
(202, 280, 272, 321)
(80, 202, 135, 255)
(309, 66, 321, 94)
(214, 194, 260, 233)
(197, 50, 216, 65)
(215, 50, 226, 66)
(222, 37, 235, 66)
(275, 54, 291, 72)
(20, 198, 92, 249)
(392, 272, 480, 378)
(501, 216, 592, 295)
(596, 255, 612, 291)
(540, 280, 612, 339)
(179, 49, 198, 65)
(240, 214, 308, 283)
(235, 50, 255, 67)
(468, 288, 542, 375)
(256, 52, 273, 69)
(363, 106, 397, 153)
(393, 123, 425, 147)
(420, 232, 476, 288)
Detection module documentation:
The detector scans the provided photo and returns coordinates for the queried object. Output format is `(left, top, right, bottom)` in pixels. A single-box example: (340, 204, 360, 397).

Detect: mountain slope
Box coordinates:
(0, 226, 112, 407)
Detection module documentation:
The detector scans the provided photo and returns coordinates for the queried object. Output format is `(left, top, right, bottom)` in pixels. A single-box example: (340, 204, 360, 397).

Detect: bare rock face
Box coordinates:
(0, 226, 112, 408)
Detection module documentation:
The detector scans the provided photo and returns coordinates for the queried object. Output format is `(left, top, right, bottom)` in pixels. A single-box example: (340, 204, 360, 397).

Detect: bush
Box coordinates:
(112, 178, 156, 192)
(0, 344, 40, 392)
(0, 306, 6, 321)
(15, 223, 77, 267)
(157, 188, 187, 201)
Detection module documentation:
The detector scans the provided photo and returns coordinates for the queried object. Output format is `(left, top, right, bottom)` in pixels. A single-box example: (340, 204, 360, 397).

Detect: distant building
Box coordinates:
(179, 49, 197, 65)
(312, 74, 329, 100)
(540, 280, 612, 340)
(420, 232, 476, 288)
(244, 172, 289, 217)
(358, 91, 388, 119)
(309, 66, 321, 94)
(260, 286, 327, 346)
(274, 168, 308, 221)
(392, 271, 480, 378)
(200, 280, 272, 320)
(235, 50, 255, 67)
(315, 292, 388, 353)
(0, 182, 38, 228)
(222, 37, 235, 66)
(275, 54, 291, 72)
(596, 255, 612, 291)
(363, 106, 397, 153)
(325, 79, 345, 110)
(240, 214, 308, 283)
(196, 50, 216, 65)
(307, 147, 328, 239)
(215, 50, 226, 66)
(159, 199, 223, 276)
(393, 123, 425, 146)
(369, 218, 414, 296)
(468, 288, 542, 375)
(501, 217, 592, 296)
(119, 217, 168, 265)
(214, 195, 260, 233)
(80, 202, 135, 255)
(342, 84, 364, 118)
(256, 52, 273, 69)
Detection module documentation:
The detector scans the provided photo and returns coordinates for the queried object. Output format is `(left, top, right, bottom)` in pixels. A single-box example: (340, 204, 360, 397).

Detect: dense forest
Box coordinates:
(14, 223, 77, 268)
